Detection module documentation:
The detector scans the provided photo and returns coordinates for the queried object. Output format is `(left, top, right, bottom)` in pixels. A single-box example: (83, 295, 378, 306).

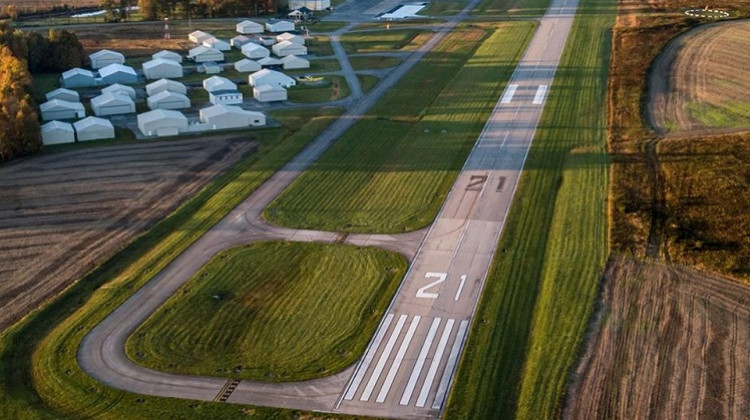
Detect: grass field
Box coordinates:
(341, 29, 431, 54)
(265, 22, 536, 233)
(287, 76, 350, 103)
(0, 107, 349, 419)
(349, 55, 402, 70)
(475, 0, 552, 16)
(418, 0, 465, 16)
(126, 241, 406, 381)
(358, 74, 379, 93)
(444, 0, 613, 418)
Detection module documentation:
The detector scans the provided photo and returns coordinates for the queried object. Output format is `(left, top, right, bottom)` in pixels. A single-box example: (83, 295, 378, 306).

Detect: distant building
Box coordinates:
(202, 62, 223, 74)
(231, 35, 252, 49)
(40, 99, 86, 121)
(102, 83, 136, 100)
(98, 63, 138, 85)
(137, 109, 188, 137)
(281, 55, 310, 70)
(203, 76, 237, 93)
(45, 87, 79, 103)
(89, 49, 125, 69)
(288, 7, 314, 21)
(272, 40, 308, 57)
(200, 104, 265, 129)
(152, 50, 183, 63)
(188, 45, 224, 63)
(189, 30, 213, 44)
(61, 68, 96, 88)
(146, 79, 187, 96)
(265, 19, 295, 33)
(91, 92, 136, 116)
(253, 84, 287, 102)
(208, 90, 242, 105)
(234, 58, 262, 73)
(73, 116, 115, 141)
(256, 56, 283, 67)
(248, 69, 296, 88)
(203, 37, 231, 51)
(147, 90, 191, 110)
(241, 42, 270, 60)
(41, 120, 75, 145)
(276, 32, 305, 45)
(236, 20, 264, 34)
(289, 0, 330, 11)
(142, 58, 183, 80)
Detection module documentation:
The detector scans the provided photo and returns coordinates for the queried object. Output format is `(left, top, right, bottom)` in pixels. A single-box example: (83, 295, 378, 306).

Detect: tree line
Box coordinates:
(0, 24, 87, 162)
(135, 0, 279, 20)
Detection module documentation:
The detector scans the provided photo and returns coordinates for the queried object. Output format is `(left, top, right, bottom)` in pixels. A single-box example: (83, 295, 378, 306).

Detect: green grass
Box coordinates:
(475, 0, 552, 17)
(358, 74, 380, 93)
(126, 241, 406, 381)
(341, 29, 431, 54)
(0, 107, 348, 419)
(685, 100, 750, 128)
(287, 58, 341, 74)
(419, 0, 466, 15)
(348, 55, 403, 70)
(30, 73, 60, 103)
(444, 0, 614, 418)
(307, 21, 348, 32)
(265, 22, 535, 233)
(287, 76, 350, 103)
(307, 35, 335, 56)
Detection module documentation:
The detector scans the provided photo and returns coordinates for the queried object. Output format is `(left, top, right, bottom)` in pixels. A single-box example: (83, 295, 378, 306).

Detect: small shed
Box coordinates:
(200, 104, 265, 129)
(288, 7, 313, 21)
(45, 87, 79, 103)
(231, 35, 252, 48)
(153, 50, 183, 63)
(203, 76, 237, 93)
(289, 0, 329, 11)
(138, 109, 188, 137)
(147, 90, 191, 110)
(40, 99, 86, 121)
(146, 79, 187, 96)
(257, 56, 283, 67)
(241, 43, 270, 60)
(266, 19, 295, 33)
(209, 90, 243, 105)
(98, 63, 138, 85)
(91, 92, 136, 116)
(203, 37, 231, 51)
(61, 68, 96, 88)
(143, 58, 183, 80)
(202, 62, 223, 74)
(102, 83, 136, 100)
(236, 20, 264, 34)
(41, 121, 75, 145)
(73, 116, 115, 141)
(188, 45, 224, 63)
(277, 32, 305, 45)
(273, 40, 308, 57)
(89, 49, 125, 69)
(281, 55, 310, 70)
(248, 69, 296, 88)
(234, 58, 262, 73)
(253, 84, 287, 102)
(189, 30, 213, 44)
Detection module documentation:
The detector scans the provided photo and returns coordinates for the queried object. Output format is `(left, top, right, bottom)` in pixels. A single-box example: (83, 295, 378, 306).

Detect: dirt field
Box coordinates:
(566, 257, 750, 419)
(0, 137, 257, 330)
(649, 20, 750, 135)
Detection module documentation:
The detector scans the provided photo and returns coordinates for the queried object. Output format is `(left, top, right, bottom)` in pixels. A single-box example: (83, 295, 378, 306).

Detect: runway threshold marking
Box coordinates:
(344, 313, 395, 400)
(416, 319, 455, 408)
(400, 317, 441, 405)
(376, 315, 421, 403)
(432, 320, 469, 410)
(214, 378, 241, 402)
(533, 84, 548, 104)
(360, 314, 408, 401)
(500, 84, 518, 104)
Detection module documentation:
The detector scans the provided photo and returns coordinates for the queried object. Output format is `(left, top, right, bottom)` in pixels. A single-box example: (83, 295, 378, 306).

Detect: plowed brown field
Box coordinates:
(0, 137, 256, 330)
(566, 257, 750, 419)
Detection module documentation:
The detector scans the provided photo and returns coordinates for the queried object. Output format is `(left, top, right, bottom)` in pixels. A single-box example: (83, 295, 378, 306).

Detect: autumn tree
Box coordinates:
(0, 47, 41, 161)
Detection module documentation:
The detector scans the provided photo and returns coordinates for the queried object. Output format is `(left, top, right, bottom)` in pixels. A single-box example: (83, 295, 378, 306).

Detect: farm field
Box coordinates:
(126, 241, 406, 381)
(0, 136, 258, 331)
(265, 22, 536, 233)
(445, 0, 613, 418)
(0, 107, 345, 419)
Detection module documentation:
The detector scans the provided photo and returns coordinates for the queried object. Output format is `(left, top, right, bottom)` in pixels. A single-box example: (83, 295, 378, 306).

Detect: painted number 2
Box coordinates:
(416, 272, 446, 299)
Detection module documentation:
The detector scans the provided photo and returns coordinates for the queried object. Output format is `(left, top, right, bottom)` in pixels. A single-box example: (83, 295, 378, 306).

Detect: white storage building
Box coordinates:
(147, 90, 191, 110)
(153, 50, 183, 63)
(266, 19, 295, 33)
(209, 90, 242, 105)
(281, 55, 310, 70)
(290, 0, 330, 11)
(200, 104, 265, 129)
(257, 56, 283, 67)
(234, 58, 262, 73)
(241, 42, 270, 59)
(102, 83, 136, 100)
(188, 45, 224, 63)
(189, 30, 213, 43)
(203, 37, 231, 51)
(89, 49, 125, 69)
(61, 68, 96, 88)
(248, 69, 296, 88)
(41, 121, 75, 145)
(203, 76, 237, 93)
(253, 84, 287, 102)
(231, 35, 252, 48)
(142, 58, 183, 79)
(40, 99, 86, 121)
(202, 62, 222, 74)
(146, 79, 187, 96)
(91, 92, 136, 116)
(236, 20, 264, 34)
(276, 32, 305, 45)
(73, 116, 115, 141)
(273, 40, 307, 57)
(138, 109, 188, 137)
(45, 88, 79, 103)
(98, 63, 138, 85)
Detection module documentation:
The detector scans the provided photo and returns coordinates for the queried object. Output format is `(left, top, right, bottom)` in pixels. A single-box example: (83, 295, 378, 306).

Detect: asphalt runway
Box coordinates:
(77, 0, 580, 417)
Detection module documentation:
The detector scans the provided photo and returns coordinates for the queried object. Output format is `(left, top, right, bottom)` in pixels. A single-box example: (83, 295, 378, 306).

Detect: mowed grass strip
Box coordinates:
(341, 29, 432, 53)
(266, 22, 536, 233)
(444, 0, 614, 418)
(0, 108, 351, 419)
(126, 242, 406, 381)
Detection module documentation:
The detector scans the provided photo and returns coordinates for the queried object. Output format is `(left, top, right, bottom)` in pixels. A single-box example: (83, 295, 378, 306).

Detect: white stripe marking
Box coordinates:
(400, 317, 441, 406)
(344, 313, 394, 400)
(454, 275, 467, 301)
(360, 314, 407, 401)
(376, 315, 421, 403)
(432, 320, 469, 410)
(416, 319, 455, 407)
(533, 84, 548, 104)
(500, 84, 518, 104)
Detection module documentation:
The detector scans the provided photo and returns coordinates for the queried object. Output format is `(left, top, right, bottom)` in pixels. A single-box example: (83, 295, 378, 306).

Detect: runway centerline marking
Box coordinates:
(344, 313, 394, 400)
(533, 84, 549, 104)
(376, 315, 421, 403)
(400, 317, 441, 406)
(361, 314, 408, 401)
(432, 320, 469, 410)
(500, 84, 518, 104)
(416, 319, 455, 408)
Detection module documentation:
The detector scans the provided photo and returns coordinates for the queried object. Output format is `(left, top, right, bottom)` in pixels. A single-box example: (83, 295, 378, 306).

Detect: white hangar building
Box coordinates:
(147, 90, 191, 110)
(266, 19, 295, 33)
(138, 109, 188, 137)
(290, 0, 330, 11)
(248, 69, 296, 88)
(41, 121, 75, 145)
(273, 40, 307, 57)
(153, 50, 183, 63)
(45, 87, 79, 103)
(231, 35, 252, 48)
(98, 63, 138, 85)
(142, 58, 183, 80)
(203, 37, 231, 51)
(234, 58, 262, 73)
(73, 116, 115, 141)
(276, 32, 305, 45)
(189, 30, 213, 44)
(102, 83, 136, 100)
(188, 45, 224, 63)
(253, 84, 287, 102)
(40, 99, 86, 121)
(61, 68, 96, 88)
(241, 42, 270, 59)
(146, 79, 187, 96)
(236, 20, 264, 34)
(257, 56, 283, 67)
(281, 55, 309, 70)
(89, 49, 125, 69)
(200, 104, 265, 129)
(91, 92, 136, 116)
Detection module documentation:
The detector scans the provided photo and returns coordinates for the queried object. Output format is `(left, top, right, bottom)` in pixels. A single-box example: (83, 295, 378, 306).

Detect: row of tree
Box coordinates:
(135, 0, 279, 20)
